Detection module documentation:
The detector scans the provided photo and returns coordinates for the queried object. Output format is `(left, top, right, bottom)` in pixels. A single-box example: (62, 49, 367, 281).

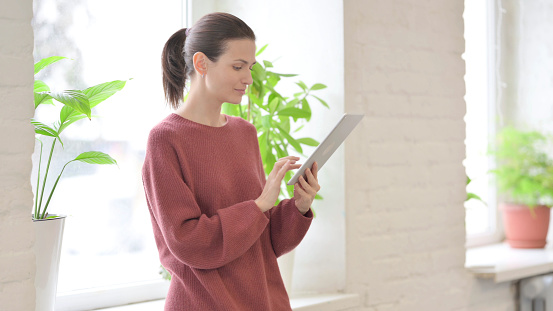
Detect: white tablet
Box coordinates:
(287, 113, 364, 186)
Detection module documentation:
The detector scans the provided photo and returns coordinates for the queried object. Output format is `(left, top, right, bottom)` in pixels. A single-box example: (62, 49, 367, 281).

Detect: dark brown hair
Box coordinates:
(161, 12, 256, 109)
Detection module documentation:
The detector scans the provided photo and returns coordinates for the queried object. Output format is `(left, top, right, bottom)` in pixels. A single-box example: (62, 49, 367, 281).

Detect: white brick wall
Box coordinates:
(344, 1, 514, 310)
(0, 0, 36, 310)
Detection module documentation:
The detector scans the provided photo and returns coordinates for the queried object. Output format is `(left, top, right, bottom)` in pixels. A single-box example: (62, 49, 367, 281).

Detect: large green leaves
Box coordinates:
(34, 92, 53, 108)
(49, 90, 91, 119)
(72, 151, 118, 165)
(83, 80, 127, 108)
(34, 56, 67, 74)
(57, 105, 88, 133)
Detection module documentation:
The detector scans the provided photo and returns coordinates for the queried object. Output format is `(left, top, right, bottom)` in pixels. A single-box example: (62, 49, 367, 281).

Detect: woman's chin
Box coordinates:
(226, 99, 242, 105)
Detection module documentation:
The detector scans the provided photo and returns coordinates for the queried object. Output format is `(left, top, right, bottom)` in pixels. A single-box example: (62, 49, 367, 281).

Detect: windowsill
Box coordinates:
(96, 293, 360, 311)
(466, 242, 553, 283)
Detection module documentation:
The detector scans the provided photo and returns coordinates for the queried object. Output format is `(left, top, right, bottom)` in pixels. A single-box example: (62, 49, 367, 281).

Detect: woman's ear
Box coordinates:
(193, 52, 207, 77)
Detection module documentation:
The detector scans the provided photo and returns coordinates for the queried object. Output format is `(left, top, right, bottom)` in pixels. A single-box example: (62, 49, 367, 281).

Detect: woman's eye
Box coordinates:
(233, 66, 242, 70)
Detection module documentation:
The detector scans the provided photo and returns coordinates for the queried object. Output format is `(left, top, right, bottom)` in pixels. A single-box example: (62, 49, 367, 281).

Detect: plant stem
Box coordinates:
(34, 140, 43, 219)
(41, 160, 72, 219)
(37, 138, 57, 219)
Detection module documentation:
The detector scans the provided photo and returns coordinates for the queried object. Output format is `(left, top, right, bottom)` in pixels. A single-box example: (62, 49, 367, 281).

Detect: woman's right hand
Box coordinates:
(255, 156, 301, 212)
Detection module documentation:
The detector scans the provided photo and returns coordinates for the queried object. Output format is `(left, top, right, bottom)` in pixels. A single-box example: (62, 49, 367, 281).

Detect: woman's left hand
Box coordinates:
(293, 162, 321, 214)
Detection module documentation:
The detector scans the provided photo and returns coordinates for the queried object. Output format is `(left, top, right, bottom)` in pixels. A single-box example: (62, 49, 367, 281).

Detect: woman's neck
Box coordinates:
(175, 89, 227, 127)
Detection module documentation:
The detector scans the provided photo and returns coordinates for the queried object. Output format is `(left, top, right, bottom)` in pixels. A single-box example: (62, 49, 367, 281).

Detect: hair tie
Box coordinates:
(185, 28, 190, 36)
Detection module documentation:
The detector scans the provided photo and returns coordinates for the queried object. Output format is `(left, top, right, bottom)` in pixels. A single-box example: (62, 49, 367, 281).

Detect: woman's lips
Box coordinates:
(235, 89, 245, 95)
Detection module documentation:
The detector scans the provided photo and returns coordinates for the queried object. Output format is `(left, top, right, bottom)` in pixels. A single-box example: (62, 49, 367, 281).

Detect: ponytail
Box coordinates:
(162, 28, 188, 109)
(161, 13, 256, 109)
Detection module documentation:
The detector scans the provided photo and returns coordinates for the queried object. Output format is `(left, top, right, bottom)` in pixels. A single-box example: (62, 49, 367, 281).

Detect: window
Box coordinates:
(32, 0, 186, 308)
(463, 0, 501, 246)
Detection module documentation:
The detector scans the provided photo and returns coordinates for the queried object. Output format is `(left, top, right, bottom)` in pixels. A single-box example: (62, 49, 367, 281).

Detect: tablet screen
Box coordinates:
(287, 113, 364, 186)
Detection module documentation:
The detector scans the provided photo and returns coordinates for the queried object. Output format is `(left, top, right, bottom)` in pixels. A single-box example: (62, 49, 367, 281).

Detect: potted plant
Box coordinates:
(32, 56, 127, 310)
(223, 45, 328, 291)
(223, 44, 328, 199)
(489, 126, 553, 248)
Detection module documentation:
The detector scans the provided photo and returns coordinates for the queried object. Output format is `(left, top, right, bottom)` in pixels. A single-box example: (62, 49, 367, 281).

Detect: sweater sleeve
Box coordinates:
(142, 129, 270, 270)
(269, 198, 313, 258)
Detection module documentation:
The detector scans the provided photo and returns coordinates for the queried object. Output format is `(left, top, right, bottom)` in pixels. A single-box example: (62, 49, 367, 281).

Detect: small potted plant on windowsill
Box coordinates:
(32, 56, 127, 310)
(488, 126, 553, 249)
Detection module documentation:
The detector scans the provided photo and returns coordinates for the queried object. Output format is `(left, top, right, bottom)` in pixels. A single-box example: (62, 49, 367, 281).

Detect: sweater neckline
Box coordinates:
(170, 113, 232, 129)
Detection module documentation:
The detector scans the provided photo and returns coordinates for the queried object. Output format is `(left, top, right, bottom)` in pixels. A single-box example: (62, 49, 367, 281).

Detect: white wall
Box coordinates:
(344, 0, 514, 310)
(191, 0, 347, 294)
(0, 0, 36, 309)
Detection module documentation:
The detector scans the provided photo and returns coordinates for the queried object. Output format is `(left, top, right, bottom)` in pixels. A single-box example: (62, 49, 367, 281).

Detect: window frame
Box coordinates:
(55, 280, 169, 311)
(464, 0, 504, 248)
(38, 0, 189, 309)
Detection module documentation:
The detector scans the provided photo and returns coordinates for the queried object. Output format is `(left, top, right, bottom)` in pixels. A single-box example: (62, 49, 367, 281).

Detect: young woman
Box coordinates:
(142, 12, 320, 310)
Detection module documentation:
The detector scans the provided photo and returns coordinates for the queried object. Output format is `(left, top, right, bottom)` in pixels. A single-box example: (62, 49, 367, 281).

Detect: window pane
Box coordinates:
(463, 0, 494, 236)
(32, 0, 183, 293)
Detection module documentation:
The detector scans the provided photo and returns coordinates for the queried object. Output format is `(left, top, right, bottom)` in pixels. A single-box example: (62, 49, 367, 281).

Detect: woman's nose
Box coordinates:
(243, 70, 253, 86)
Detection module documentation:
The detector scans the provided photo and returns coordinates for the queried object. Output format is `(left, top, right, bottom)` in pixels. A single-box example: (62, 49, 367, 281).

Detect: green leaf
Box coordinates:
(31, 120, 64, 146)
(275, 73, 298, 77)
(73, 151, 117, 165)
(294, 124, 305, 133)
(296, 81, 308, 91)
(57, 105, 88, 133)
(263, 60, 273, 68)
(274, 142, 287, 159)
(49, 90, 91, 119)
(34, 56, 67, 75)
(278, 107, 311, 120)
(287, 98, 300, 108)
(267, 72, 280, 88)
(297, 137, 319, 147)
(279, 117, 291, 133)
(310, 83, 327, 91)
(34, 92, 53, 108)
(301, 98, 312, 122)
(467, 192, 487, 206)
(276, 124, 303, 154)
(83, 80, 127, 108)
(312, 95, 330, 108)
(256, 44, 268, 57)
(261, 115, 272, 130)
(258, 131, 268, 160)
(268, 94, 281, 114)
(264, 152, 277, 176)
(34, 80, 50, 93)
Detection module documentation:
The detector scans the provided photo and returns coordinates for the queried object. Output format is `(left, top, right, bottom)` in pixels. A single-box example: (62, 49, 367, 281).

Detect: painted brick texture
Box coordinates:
(344, 1, 513, 310)
(0, 0, 36, 310)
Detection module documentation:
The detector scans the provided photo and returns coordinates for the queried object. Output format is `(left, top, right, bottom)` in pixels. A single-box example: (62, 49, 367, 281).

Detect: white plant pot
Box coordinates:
(34, 215, 66, 311)
(277, 250, 295, 294)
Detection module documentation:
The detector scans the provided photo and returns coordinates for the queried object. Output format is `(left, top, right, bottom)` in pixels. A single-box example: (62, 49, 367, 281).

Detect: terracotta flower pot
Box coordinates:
(500, 203, 550, 248)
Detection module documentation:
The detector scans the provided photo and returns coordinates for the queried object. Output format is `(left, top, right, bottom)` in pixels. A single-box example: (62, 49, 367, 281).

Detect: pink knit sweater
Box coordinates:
(142, 113, 313, 310)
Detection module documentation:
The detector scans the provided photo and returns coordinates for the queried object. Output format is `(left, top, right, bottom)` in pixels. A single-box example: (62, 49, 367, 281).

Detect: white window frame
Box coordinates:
(465, 0, 504, 248)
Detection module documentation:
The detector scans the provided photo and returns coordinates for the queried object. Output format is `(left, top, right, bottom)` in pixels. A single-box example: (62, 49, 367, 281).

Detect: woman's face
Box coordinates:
(204, 39, 256, 105)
